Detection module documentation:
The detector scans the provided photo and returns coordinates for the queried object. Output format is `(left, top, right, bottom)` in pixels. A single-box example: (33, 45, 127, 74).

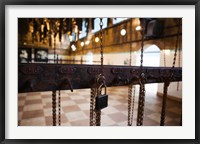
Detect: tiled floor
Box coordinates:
(18, 85, 182, 126)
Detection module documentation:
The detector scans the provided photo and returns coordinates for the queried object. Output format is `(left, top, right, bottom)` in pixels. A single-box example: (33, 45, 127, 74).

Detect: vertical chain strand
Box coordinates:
(52, 90, 57, 126)
(160, 18, 181, 126)
(95, 110, 101, 126)
(58, 90, 61, 126)
(90, 88, 96, 126)
(172, 19, 181, 69)
(140, 21, 145, 69)
(137, 19, 146, 126)
(137, 83, 146, 126)
(128, 85, 135, 126)
(160, 82, 170, 126)
(99, 18, 104, 73)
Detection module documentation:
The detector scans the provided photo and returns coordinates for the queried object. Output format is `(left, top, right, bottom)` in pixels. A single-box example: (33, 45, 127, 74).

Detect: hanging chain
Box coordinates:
(52, 90, 57, 126)
(172, 19, 181, 69)
(128, 19, 135, 126)
(58, 90, 61, 126)
(100, 18, 104, 73)
(89, 18, 105, 126)
(160, 81, 170, 126)
(128, 85, 136, 126)
(140, 22, 145, 69)
(137, 19, 146, 126)
(90, 74, 105, 126)
(160, 18, 181, 126)
(90, 87, 96, 126)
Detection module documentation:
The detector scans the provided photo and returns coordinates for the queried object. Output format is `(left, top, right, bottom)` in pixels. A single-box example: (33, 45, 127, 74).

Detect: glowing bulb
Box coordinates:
(120, 29, 126, 36)
(80, 41, 84, 47)
(71, 44, 76, 51)
(95, 37, 99, 43)
(85, 40, 90, 45)
(136, 25, 142, 31)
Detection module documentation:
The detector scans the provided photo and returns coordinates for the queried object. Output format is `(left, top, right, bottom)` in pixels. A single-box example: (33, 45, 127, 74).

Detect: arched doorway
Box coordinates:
(136, 44, 161, 94)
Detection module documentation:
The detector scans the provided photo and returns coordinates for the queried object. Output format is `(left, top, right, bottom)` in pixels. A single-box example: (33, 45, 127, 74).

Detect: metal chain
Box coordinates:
(58, 90, 61, 126)
(89, 18, 105, 126)
(140, 21, 145, 69)
(172, 19, 181, 69)
(90, 75, 105, 126)
(128, 19, 135, 126)
(90, 88, 96, 126)
(160, 18, 181, 126)
(137, 80, 146, 126)
(99, 18, 104, 73)
(137, 19, 146, 126)
(128, 85, 135, 126)
(160, 81, 170, 126)
(52, 90, 57, 126)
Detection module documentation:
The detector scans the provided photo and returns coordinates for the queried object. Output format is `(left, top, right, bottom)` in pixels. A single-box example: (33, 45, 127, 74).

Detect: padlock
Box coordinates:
(95, 85, 108, 110)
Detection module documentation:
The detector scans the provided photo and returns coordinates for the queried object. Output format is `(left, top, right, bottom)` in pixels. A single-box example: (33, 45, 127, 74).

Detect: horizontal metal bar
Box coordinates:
(18, 64, 182, 93)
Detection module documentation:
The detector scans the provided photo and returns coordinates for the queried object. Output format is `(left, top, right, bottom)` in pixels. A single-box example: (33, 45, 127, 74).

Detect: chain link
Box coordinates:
(90, 18, 105, 126)
(160, 18, 181, 126)
(140, 21, 145, 69)
(90, 74, 105, 126)
(52, 90, 57, 126)
(137, 80, 146, 126)
(127, 19, 135, 126)
(58, 90, 61, 126)
(90, 88, 96, 126)
(137, 19, 146, 126)
(172, 19, 181, 69)
(99, 18, 104, 73)
(128, 85, 135, 126)
(160, 81, 170, 126)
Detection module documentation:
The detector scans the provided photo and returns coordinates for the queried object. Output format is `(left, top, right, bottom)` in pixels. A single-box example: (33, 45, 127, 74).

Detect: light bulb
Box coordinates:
(136, 25, 142, 31)
(120, 29, 126, 36)
(95, 37, 99, 43)
(80, 41, 84, 47)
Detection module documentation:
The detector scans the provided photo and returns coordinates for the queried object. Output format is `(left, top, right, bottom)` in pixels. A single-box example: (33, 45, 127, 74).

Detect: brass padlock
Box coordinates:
(95, 85, 108, 110)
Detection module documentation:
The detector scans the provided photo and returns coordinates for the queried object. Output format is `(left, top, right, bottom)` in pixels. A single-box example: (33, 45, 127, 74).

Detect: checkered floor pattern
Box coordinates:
(18, 86, 182, 126)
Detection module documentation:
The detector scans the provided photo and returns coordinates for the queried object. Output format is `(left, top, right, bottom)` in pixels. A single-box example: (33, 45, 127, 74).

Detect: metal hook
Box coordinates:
(60, 78, 73, 92)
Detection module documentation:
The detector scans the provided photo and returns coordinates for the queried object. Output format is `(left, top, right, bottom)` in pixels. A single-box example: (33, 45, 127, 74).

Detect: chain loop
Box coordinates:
(160, 18, 181, 126)
(58, 90, 61, 126)
(99, 18, 104, 73)
(127, 19, 135, 126)
(160, 81, 170, 126)
(128, 85, 135, 126)
(52, 90, 57, 126)
(137, 19, 146, 126)
(172, 19, 181, 69)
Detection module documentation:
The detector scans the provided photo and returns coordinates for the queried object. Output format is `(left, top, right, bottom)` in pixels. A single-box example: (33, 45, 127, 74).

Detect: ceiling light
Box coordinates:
(85, 40, 90, 45)
(120, 29, 126, 36)
(95, 37, 99, 43)
(136, 25, 142, 31)
(71, 44, 76, 51)
(80, 41, 84, 47)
